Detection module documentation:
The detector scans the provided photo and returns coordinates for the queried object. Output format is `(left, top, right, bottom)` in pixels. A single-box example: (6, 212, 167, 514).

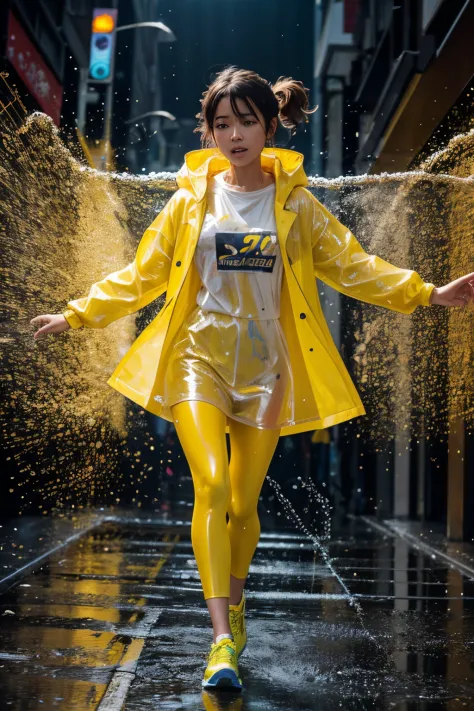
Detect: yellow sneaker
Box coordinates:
(229, 592, 247, 657)
(201, 637, 242, 690)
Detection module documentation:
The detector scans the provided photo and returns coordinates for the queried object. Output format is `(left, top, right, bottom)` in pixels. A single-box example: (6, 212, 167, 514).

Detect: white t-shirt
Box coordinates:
(194, 170, 282, 318)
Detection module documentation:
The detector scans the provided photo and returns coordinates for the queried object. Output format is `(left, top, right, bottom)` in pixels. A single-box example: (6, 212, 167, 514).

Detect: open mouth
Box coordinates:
(231, 148, 247, 154)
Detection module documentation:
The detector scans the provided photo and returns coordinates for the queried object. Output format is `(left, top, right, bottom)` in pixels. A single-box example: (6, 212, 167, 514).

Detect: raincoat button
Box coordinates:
(300, 312, 306, 319)
(276, 373, 281, 379)
(176, 261, 181, 267)
(309, 348, 313, 351)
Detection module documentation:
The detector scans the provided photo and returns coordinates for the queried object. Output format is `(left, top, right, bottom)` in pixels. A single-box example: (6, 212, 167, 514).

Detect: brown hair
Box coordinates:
(194, 66, 318, 149)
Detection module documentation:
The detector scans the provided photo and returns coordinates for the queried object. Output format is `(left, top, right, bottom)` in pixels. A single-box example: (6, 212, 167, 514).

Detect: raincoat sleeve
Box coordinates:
(62, 190, 180, 329)
(310, 194, 436, 314)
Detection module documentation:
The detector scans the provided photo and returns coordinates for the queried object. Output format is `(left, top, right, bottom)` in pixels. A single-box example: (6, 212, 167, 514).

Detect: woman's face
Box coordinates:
(211, 95, 276, 166)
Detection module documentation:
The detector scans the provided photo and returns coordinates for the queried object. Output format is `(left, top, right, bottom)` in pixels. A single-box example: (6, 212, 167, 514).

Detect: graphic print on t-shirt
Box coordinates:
(215, 231, 277, 272)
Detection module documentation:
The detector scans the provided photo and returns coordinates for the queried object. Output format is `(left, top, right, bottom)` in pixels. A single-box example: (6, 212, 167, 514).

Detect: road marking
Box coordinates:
(96, 675, 136, 710)
(96, 532, 179, 710)
(0, 517, 105, 592)
(360, 515, 474, 579)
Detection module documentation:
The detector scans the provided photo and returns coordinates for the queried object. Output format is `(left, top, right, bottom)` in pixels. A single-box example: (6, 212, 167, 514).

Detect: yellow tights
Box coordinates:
(170, 400, 280, 599)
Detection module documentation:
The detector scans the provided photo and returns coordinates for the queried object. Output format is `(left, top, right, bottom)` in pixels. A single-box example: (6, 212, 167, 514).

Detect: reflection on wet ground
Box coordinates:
(0, 511, 473, 709)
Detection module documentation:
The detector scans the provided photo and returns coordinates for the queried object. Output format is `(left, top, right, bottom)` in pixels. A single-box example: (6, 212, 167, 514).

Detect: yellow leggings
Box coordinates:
(170, 400, 280, 599)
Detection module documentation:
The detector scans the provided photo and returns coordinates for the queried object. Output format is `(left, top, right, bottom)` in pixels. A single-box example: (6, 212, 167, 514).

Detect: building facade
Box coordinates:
(312, 0, 474, 540)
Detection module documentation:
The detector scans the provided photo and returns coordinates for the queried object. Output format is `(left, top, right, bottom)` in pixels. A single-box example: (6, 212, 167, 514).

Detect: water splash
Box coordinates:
(267, 475, 355, 609)
(323, 135, 474, 444)
(0, 79, 175, 515)
(265, 474, 396, 687)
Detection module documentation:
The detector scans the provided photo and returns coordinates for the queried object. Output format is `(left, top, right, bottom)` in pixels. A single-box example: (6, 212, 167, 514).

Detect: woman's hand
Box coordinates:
(431, 272, 474, 307)
(30, 314, 71, 340)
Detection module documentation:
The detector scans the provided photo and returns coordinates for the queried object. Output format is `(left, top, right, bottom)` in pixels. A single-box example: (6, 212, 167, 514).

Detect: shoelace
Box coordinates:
(209, 640, 236, 666)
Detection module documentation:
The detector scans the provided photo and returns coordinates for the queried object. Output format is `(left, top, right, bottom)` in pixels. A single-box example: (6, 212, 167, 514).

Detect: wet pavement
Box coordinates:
(1, 509, 474, 710)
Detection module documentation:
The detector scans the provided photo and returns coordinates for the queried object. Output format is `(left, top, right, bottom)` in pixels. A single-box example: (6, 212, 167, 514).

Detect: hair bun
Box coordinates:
(271, 76, 318, 135)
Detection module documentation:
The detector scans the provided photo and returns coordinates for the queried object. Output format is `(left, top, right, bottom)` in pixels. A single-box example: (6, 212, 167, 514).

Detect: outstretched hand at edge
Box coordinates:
(430, 272, 474, 307)
(30, 314, 71, 340)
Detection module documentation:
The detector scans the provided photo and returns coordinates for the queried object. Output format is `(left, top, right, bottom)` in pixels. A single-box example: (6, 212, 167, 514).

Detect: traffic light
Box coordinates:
(89, 8, 118, 82)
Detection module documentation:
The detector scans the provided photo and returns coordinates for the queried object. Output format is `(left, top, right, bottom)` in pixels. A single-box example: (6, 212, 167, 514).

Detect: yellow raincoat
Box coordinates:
(63, 147, 435, 436)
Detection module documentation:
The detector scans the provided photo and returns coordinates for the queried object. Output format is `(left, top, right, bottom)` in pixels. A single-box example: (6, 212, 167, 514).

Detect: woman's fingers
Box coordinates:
(459, 283, 474, 304)
(33, 325, 51, 339)
(31, 314, 70, 339)
(30, 315, 51, 326)
(31, 315, 50, 339)
(454, 271, 474, 288)
(32, 318, 57, 339)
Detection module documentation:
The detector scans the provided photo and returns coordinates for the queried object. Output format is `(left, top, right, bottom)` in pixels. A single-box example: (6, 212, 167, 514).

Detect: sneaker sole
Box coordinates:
(202, 669, 243, 690)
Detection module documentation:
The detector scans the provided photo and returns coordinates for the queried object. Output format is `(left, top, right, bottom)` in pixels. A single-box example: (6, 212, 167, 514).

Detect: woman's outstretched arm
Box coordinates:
(30, 189, 182, 340)
(309, 192, 474, 310)
(61, 189, 181, 330)
(308, 191, 437, 314)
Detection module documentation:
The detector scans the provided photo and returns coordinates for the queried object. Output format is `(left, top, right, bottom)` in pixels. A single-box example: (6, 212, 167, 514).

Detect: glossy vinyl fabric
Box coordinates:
(162, 177, 295, 429)
(171, 398, 281, 599)
(63, 147, 436, 435)
(163, 305, 294, 429)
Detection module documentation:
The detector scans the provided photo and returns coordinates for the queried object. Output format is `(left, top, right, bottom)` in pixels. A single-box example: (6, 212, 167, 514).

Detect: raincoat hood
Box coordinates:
(176, 147, 308, 206)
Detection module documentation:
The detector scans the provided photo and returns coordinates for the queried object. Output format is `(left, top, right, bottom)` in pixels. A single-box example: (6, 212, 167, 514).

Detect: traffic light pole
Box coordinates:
(102, 2, 118, 170)
(103, 79, 114, 171)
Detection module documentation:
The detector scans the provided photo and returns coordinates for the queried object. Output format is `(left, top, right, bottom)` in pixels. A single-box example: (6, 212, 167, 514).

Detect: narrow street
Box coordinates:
(1, 509, 473, 709)
(2, 1, 474, 710)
